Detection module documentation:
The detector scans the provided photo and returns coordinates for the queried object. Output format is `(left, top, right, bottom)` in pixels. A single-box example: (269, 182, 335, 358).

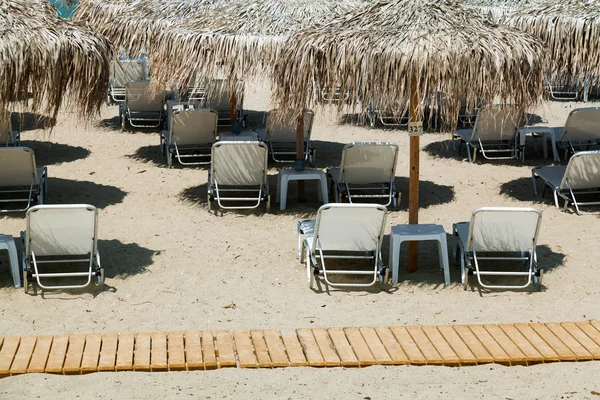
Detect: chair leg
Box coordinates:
(531, 170, 538, 196)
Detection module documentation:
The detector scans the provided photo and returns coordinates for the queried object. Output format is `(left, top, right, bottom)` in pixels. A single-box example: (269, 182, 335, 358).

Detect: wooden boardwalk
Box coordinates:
(2, 321, 600, 376)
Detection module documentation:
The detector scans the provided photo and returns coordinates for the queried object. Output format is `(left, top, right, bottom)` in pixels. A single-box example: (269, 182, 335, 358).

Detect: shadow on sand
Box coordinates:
(48, 178, 127, 208)
(20, 140, 90, 166)
(11, 112, 56, 131)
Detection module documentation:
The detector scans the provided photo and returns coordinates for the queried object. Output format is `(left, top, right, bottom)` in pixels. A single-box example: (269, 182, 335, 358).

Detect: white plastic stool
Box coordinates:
(0, 234, 20, 288)
(389, 224, 450, 285)
(276, 169, 329, 210)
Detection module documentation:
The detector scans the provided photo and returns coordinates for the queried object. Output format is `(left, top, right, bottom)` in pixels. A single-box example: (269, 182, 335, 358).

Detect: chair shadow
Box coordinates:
(127, 145, 210, 169)
(499, 177, 546, 204)
(244, 110, 268, 130)
(11, 112, 56, 131)
(48, 177, 127, 208)
(309, 140, 347, 169)
(20, 140, 90, 165)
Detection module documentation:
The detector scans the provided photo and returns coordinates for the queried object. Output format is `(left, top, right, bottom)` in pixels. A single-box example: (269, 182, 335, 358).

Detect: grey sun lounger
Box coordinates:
(21, 204, 103, 293)
(201, 80, 244, 128)
(121, 81, 166, 131)
(549, 107, 600, 160)
(327, 142, 400, 208)
(298, 203, 388, 289)
(109, 59, 147, 104)
(0, 147, 47, 212)
(0, 111, 19, 146)
(453, 207, 543, 290)
(532, 150, 600, 215)
(257, 108, 315, 164)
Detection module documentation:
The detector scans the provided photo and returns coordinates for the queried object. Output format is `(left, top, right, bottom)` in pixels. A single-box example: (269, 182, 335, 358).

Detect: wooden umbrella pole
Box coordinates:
(408, 73, 420, 273)
(229, 91, 237, 126)
(296, 111, 305, 200)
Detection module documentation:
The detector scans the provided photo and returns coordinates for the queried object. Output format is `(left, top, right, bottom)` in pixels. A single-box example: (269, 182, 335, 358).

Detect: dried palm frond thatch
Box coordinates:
(273, 0, 545, 128)
(460, 0, 541, 21)
(503, 0, 600, 84)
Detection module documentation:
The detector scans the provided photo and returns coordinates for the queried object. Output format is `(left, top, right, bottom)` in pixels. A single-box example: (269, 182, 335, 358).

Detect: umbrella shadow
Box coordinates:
(127, 145, 210, 169)
(499, 176, 545, 203)
(20, 140, 90, 165)
(395, 177, 454, 209)
(99, 239, 157, 279)
(48, 177, 127, 208)
(11, 112, 56, 131)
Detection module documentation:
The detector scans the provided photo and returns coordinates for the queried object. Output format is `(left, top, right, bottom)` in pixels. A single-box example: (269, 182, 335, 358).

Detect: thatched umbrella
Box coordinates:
(460, 0, 541, 21)
(274, 0, 545, 271)
(0, 0, 113, 121)
(503, 0, 600, 86)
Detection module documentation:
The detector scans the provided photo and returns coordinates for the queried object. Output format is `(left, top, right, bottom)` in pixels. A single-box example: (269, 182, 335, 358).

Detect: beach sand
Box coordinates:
(1, 81, 599, 398)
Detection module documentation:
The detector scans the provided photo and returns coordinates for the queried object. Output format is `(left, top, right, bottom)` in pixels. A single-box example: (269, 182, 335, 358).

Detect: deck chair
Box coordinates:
(298, 203, 388, 288)
(320, 87, 350, 104)
(368, 103, 409, 128)
(186, 73, 207, 102)
(259, 109, 315, 164)
(109, 59, 147, 104)
(0, 111, 19, 146)
(160, 109, 217, 167)
(452, 207, 543, 290)
(121, 81, 166, 131)
(532, 150, 600, 215)
(201, 80, 244, 128)
(549, 107, 600, 160)
(20, 204, 103, 293)
(546, 79, 578, 101)
(207, 141, 270, 212)
(327, 142, 400, 208)
(452, 105, 522, 162)
(0, 147, 47, 212)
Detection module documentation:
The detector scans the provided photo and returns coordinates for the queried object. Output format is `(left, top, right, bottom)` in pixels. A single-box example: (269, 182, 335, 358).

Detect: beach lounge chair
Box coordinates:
(186, 73, 207, 102)
(452, 207, 543, 290)
(121, 81, 166, 131)
(298, 203, 388, 288)
(532, 150, 600, 215)
(327, 142, 400, 208)
(160, 109, 218, 167)
(201, 80, 244, 128)
(21, 204, 103, 293)
(207, 141, 270, 212)
(452, 104, 522, 162)
(109, 59, 147, 104)
(0, 111, 19, 146)
(546, 79, 578, 101)
(259, 109, 315, 164)
(0, 147, 47, 212)
(368, 103, 409, 128)
(549, 107, 600, 160)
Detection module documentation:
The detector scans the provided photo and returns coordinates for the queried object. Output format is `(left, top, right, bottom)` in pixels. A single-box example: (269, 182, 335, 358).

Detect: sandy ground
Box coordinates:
(1, 80, 600, 398)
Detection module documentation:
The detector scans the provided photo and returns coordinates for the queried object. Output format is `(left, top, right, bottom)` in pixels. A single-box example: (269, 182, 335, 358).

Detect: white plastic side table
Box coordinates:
(389, 224, 450, 285)
(0, 234, 20, 288)
(277, 169, 329, 210)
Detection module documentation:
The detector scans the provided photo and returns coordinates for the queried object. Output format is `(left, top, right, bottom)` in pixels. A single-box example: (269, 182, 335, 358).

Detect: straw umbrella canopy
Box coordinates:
(460, 0, 541, 22)
(503, 0, 600, 85)
(0, 0, 113, 120)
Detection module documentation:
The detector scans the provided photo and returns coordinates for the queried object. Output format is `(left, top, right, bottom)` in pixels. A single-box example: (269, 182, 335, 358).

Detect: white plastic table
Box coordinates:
(276, 169, 328, 210)
(166, 99, 201, 131)
(0, 234, 20, 288)
(389, 224, 450, 285)
(218, 131, 259, 142)
(518, 127, 560, 162)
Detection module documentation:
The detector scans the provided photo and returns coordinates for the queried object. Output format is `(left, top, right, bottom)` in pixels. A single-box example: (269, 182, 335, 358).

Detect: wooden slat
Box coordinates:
(233, 331, 258, 368)
(262, 330, 289, 367)
(45, 335, 68, 374)
(528, 323, 577, 361)
(483, 325, 527, 365)
(201, 330, 218, 370)
(452, 326, 494, 364)
(374, 327, 409, 365)
(575, 322, 600, 352)
(63, 334, 86, 374)
(250, 330, 272, 368)
(27, 336, 53, 373)
(498, 325, 544, 365)
(9, 336, 36, 375)
(80, 334, 102, 373)
(151, 332, 168, 371)
(359, 328, 392, 365)
(421, 326, 460, 366)
(184, 331, 203, 370)
(115, 333, 135, 371)
(215, 330, 236, 368)
(561, 323, 600, 359)
(97, 333, 118, 372)
(167, 332, 186, 371)
(389, 327, 427, 365)
(133, 332, 151, 372)
(405, 326, 443, 365)
(546, 323, 593, 361)
(436, 326, 478, 366)
(590, 321, 600, 334)
(312, 328, 341, 367)
(344, 328, 377, 366)
(296, 329, 325, 367)
(513, 323, 561, 362)
(467, 325, 511, 365)
(327, 328, 359, 367)
(280, 330, 307, 367)
(0, 336, 20, 377)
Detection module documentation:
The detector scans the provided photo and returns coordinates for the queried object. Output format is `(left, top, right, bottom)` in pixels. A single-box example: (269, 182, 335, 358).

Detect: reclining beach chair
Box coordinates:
(368, 103, 409, 128)
(0, 111, 19, 146)
(546, 79, 578, 101)
(453, 207, 543, 290)
(208, 141, 270, 212)
(298, 203, 388, 289)
(202, 80, 244, 128)
(531, 150, 600, 215)
(160, 109, 218, 167)
(121, 81, 166, 131)
(21, 204, 103, 293)
(327, 142, 400, 208)
(548, 107, 600, 160)
(0, 147, 47, 212)
(186, 72, 207, 102)
(109, 59, 147, 104)
(452, 104, 522, 162)
(259, 109, 315, 164)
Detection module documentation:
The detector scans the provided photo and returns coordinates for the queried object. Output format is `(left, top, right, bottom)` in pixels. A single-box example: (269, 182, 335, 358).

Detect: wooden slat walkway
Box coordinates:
(1, 321, 600, 376)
